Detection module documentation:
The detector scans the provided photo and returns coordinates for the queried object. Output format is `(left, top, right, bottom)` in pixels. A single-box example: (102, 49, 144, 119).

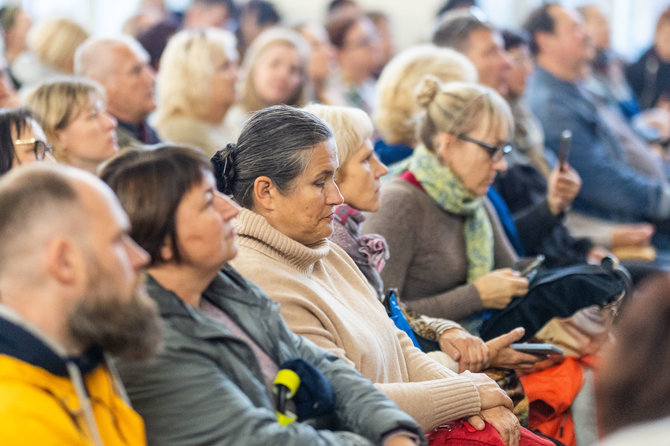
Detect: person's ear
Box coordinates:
(44, 237, 84, 286)
(435, 132, 455, 160)
(159, 238, 174, 263)
(535, 31, 552, 54)
(252, 176, 277, 211)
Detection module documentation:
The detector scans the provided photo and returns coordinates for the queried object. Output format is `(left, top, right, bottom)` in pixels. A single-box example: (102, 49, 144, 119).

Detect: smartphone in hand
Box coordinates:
(511, 343, 564, 356)
(513, 254, 545, 279)
(558, 129, 572, 172)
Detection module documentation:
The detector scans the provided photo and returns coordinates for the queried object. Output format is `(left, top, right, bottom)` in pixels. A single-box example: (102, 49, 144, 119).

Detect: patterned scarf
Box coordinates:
(406, 145, 494, 282)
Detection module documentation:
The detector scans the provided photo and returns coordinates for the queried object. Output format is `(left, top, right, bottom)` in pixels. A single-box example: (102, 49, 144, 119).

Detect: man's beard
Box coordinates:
(68, 266, 164, 362)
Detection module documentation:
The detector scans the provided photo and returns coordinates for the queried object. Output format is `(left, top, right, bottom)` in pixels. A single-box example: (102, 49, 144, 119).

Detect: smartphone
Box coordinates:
(558, 129, 572, 172)
(514, 254, 545, 278)
(511, 343, 564, 356)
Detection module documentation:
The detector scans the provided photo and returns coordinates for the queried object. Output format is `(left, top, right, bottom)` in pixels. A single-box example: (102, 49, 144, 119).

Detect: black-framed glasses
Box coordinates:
(14, 138, 53, 161)
(457, 134, 512, 162)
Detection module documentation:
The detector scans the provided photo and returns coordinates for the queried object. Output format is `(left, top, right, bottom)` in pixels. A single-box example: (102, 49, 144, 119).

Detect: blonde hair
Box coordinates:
(374, 44, 477, 146)
(28, 17, 89, 73)
(239, 27, 309, 112)
(303, 104, 373, 182)
(155, 28, 237, 123)
(415, 77, 513, 153)
(24, 77, 106, 161)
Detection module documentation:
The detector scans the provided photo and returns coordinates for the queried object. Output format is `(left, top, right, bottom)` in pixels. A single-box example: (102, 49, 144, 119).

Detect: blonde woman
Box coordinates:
(223, 27, 309, 139)
(373, 45, 476, 166)
(153, 27, 238, 157)
(13, 17, 89, 90)
(25, 77, 118, 173)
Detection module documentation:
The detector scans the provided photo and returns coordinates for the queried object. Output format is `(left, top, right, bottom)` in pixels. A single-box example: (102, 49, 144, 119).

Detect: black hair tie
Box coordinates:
(212, 143, 237, 195)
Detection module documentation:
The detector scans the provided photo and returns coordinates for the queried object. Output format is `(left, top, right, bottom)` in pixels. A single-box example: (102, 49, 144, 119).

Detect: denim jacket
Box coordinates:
(115, 265, 422, 446)
(527, 66, 670, 222)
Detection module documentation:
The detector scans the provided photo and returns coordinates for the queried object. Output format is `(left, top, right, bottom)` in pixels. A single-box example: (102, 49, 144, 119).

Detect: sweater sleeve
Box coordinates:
(370, 325, 481, 431)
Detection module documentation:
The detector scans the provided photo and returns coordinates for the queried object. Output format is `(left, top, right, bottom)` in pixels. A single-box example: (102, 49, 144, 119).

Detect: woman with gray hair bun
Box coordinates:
(215, 104, 533, 446)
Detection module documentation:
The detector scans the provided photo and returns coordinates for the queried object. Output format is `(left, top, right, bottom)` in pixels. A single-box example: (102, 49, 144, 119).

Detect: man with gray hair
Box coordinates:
(0, 164, 162, 444)
(74, 36, 160, 149)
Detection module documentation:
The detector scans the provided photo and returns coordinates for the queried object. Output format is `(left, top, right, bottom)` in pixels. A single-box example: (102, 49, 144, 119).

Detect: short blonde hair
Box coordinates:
(24, 77, 106, 161)
(415, 77, 513, 153)
(374, 44, 477, 146)
(303, 104, 373, 182)
(239, 27, 309, 112)
(28, 17, 89, 73)
(155, 28, 237, 123)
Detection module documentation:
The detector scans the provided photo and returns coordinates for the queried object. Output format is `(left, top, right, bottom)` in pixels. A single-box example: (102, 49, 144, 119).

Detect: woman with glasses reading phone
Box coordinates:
(0, 107, 54, 175)
(364, 77, 532, 339)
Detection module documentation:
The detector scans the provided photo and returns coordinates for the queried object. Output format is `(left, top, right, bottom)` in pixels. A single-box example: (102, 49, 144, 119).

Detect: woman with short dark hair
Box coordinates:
(0, 107, 54, 175)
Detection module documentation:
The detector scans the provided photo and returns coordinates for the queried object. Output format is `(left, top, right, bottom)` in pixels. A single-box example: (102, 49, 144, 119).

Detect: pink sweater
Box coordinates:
(230, 209, 481, 430)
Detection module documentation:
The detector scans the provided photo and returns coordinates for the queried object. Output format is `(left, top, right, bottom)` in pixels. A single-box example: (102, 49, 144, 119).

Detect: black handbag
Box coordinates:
(479, 257, 631, 342)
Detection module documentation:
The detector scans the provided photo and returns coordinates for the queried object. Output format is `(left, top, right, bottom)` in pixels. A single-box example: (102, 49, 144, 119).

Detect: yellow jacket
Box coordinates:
(0, 308, 146, 446)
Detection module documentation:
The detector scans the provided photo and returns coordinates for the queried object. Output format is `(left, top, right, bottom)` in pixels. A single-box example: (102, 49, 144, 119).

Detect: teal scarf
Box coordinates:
(406, 145, 494, 282)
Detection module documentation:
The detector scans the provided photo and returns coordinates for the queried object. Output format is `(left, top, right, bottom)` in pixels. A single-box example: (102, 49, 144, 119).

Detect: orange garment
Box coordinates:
(520, 357, 588, 446)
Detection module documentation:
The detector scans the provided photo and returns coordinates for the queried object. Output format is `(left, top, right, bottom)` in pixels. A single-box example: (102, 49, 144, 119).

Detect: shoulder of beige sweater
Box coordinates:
(327, 241, 379, 293)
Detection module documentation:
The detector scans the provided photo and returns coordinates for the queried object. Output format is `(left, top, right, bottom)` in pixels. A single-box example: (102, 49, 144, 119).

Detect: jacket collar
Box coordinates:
(236, 208, 331, 274)
(0, 305, 104, 377)
(145, 265, 281, 353)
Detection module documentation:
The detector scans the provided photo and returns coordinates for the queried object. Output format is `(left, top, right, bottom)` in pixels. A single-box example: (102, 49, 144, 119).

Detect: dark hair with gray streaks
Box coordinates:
(212, 105, 333, 208)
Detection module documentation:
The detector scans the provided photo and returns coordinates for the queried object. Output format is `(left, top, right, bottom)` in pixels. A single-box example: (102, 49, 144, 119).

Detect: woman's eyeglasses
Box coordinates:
(14, 138, 53, 161)
(457, 134, 512, 162)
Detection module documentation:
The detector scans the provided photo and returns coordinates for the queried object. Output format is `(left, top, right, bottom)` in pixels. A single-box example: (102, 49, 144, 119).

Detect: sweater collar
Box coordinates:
(236, 208, 331, 274)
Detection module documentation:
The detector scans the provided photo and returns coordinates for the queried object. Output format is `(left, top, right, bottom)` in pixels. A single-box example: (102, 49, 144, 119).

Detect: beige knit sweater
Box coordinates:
(230, 209, 481, 431)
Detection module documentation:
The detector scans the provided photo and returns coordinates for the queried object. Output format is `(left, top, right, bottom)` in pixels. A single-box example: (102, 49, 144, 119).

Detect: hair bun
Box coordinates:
(212, 142, 237, 195)
(415, 75, 441, 108)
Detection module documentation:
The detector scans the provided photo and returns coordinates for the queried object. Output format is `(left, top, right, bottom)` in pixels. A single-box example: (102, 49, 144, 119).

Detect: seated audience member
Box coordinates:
(579, 5, 670, 177)
(596, 273, 670, 445)
(324, 10, 382, 114)
(134, 0, 234, 72)
(373, 44, 477, 166)
(0, 108, 54, 175)
(366, 11, 394, 77)
(216, 105, 530, 445)
(625, 7, 670, 111)
(101, 144, 423, 446)
(25, 78, 118, 173)
(224, 27, 309, 139)
(430, 11, 596, 260)
(183, 0, 236, 30)
(153, 28, 238, 157)
(0, 6, 32, 88)
(12, 17, 89, 91)
(0, 163, 162, 444)
(364, 77, 622, 340)
(523, 3, 670, 246)
(307, 103, 539, 377)
(431, 9, 511, 98)
(293, 22, 337, 104)
(75, 36, 159, 149)
(237, 0, 281, 59)
(494, 28, 606, 267)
